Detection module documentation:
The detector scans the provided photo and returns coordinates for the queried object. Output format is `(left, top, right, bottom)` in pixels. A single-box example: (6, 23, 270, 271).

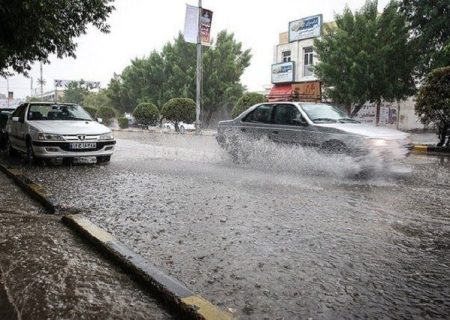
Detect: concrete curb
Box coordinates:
(412, 145, 450, 155)
(62, 214, 232, 320)
(0, 162, 57, 213)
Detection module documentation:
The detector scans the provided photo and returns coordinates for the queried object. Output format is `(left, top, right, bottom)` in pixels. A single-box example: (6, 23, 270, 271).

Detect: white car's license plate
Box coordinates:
(70, 142, 96, 149)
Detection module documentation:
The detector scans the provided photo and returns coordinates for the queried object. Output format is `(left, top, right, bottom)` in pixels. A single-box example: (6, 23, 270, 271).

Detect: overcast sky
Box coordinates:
(1, 0, 390, 99)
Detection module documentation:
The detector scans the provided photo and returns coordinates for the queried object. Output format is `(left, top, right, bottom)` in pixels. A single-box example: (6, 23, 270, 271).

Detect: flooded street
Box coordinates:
(4, 131, 450, 319)
(0, 170, 172, 320)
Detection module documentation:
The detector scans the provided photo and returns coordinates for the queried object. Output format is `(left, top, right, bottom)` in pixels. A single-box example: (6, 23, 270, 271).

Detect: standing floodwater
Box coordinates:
(6, 131, 450, 319)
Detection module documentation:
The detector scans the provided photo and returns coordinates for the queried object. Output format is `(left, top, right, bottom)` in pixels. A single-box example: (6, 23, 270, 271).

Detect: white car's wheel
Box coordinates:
(179, 126, 186, 134)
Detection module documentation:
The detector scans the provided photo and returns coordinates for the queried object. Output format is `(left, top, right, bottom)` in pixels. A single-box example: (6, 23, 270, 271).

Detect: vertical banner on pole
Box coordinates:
(200, 8, 213, 46)
(184, 5, 199, 44)
(184, 5, 213, 46)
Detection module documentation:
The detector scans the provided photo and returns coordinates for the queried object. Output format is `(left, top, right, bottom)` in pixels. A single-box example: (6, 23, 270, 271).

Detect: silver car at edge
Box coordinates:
(216, 102, 412, 162)
(6, 102, 116, 163)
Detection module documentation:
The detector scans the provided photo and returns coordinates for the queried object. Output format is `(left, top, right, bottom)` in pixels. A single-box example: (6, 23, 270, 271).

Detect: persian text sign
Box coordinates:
(289, 15, 322, 42)
(271, 62, 294, 84)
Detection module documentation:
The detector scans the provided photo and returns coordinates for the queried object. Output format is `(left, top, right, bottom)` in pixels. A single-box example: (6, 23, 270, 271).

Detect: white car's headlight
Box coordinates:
(38, 133, 64, 141)
(370, 139, 387, 147)
(100, 132, 114, 140)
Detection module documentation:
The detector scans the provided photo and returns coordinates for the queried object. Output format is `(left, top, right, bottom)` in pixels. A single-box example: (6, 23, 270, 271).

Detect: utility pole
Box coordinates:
(37, 62, 46, 101)
(30, 76, 33, 98)
(195, 0, 202, 133)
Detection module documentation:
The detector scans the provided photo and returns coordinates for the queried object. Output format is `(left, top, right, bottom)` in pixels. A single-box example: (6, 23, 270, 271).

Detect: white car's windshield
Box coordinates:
(27, 104, 93, 121)
(301, 104, 359, 123)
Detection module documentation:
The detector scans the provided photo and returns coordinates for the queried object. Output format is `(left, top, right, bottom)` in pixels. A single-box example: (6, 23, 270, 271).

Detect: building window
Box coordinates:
(303, 47, 314, 76)
(282, 51, 291, 62)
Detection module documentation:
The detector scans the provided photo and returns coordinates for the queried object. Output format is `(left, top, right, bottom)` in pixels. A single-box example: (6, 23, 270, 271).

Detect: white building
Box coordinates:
(269, 14, 326, 101)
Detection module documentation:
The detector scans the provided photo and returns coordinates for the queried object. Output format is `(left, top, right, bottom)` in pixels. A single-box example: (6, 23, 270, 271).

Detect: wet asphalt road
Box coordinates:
(4, 131, 450, 319)
(0, 171, 173, 320)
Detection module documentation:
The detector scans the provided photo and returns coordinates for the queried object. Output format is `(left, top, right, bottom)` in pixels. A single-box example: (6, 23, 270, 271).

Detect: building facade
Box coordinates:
(269, 14, 325, 101)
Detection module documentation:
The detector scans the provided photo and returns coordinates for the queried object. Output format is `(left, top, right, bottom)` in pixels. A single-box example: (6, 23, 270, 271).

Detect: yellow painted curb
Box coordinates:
(412, 145, 428, 153)
(181, 295, 232, 320)
(69, 215, 114, 242)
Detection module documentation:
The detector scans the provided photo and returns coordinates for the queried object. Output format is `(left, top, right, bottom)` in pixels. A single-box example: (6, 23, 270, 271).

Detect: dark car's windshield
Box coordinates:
(301, 104, 360, 123)
(27, 104, 93, 121)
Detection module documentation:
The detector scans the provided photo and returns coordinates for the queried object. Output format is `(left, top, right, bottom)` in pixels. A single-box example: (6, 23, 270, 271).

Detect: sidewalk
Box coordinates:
(0, 173, 172, 320)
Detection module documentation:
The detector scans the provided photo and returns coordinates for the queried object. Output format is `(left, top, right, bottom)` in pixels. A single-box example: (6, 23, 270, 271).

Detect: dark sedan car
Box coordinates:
(0, 108, 16, 149)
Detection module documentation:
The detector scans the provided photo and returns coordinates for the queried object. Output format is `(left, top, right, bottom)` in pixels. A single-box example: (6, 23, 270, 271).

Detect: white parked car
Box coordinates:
(6, 102, 116, 163)
(163, 121, 195, 134)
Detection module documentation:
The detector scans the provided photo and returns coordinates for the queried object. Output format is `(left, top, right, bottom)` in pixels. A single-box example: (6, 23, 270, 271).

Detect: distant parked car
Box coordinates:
(5, 102, 116, 163)
(217, 102, 412, 162)
(163, 121, 195, 134)
(0, 108, 16, 149)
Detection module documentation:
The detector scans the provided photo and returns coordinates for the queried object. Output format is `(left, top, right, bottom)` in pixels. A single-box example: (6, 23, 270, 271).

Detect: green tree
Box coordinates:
(118, 117, 129, 129)
(83, 90, 111, 110)
(132, 102, 159, 127)
(161, 98, 195, 131)
(0, 0, 114, 77)
(400, 0, 450, 77)
(314, 0, 415, 124)
(83, 106, 97, 118)
(96, 106, 116, 126)
(107, 31, 251, 125)
(415, 66, 450, 146)
(62, 80, 90, 105)
(231, 92, 266, 118)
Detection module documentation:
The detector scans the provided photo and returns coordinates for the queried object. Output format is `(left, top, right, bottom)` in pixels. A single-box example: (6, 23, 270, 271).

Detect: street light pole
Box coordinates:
(195, 0, 202, 133)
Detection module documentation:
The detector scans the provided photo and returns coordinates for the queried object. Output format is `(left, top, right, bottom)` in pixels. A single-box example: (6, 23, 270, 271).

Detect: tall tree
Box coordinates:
(83, 90, 111, 110)
(62, 80, 90, 105)
(107, 31, 251, 124)
(0, 0, 114, 77)
(314, 0, 415, 124)
(415, 66, 450, 146)
(400, 0, 450, 77)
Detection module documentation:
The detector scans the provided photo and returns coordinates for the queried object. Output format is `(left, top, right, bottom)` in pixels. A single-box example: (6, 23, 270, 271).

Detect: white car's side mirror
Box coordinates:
(12, 116, 19, 122)
(96, 118, 103, 123)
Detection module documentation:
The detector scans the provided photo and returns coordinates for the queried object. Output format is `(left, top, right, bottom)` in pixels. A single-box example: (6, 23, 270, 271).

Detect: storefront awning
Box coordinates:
(267, 84, 292, 102)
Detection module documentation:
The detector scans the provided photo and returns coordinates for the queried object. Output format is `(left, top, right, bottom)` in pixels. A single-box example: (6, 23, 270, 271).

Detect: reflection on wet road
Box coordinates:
(6, 131, 450, 319)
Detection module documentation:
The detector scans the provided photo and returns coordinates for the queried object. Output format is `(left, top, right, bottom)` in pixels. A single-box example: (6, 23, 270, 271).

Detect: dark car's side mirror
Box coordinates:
(293, 118, 308, 126)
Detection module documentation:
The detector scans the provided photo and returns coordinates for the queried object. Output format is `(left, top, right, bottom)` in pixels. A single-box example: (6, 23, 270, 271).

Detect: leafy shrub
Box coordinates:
(95, 106, 116, 125)
(416, 66, 450, 146)
(231, 92, 266, 119)
(132, 102, 159, 126)
(161, 98, 195, 124)
(83, 106, 97, 118)
(118, 117, 129, 129)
